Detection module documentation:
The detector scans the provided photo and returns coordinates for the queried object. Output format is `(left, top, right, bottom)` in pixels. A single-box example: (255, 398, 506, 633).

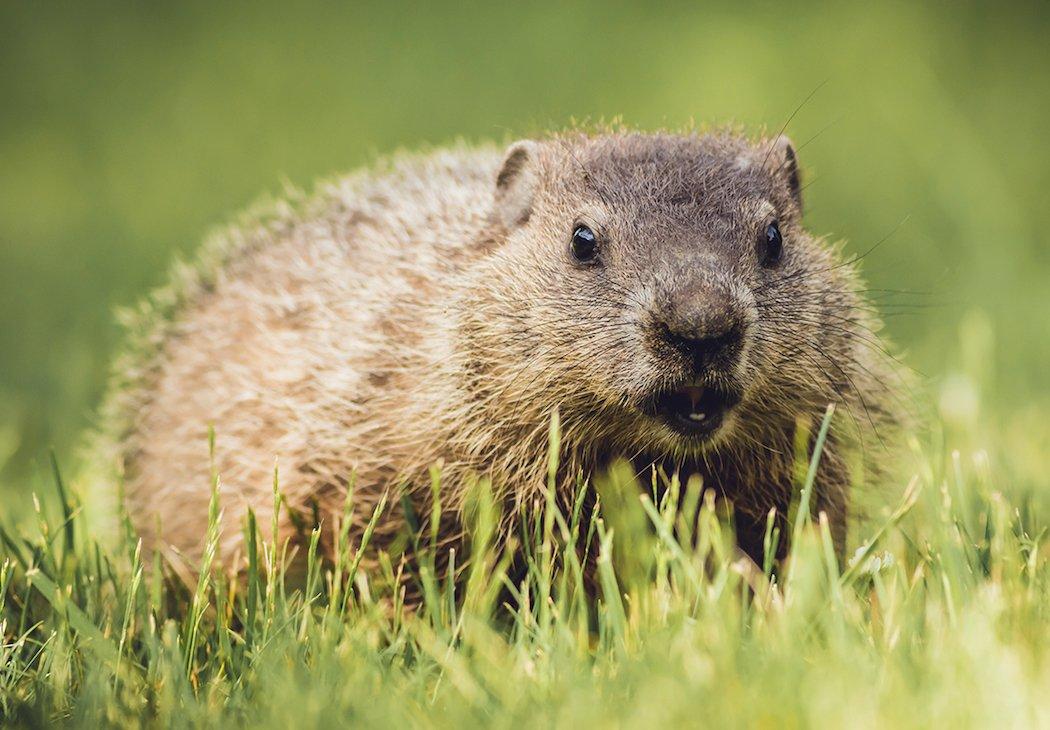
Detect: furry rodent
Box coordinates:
(98, 127, 899, 586)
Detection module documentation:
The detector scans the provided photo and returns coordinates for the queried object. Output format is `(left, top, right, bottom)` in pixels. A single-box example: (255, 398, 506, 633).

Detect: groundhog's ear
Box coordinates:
(494, 140, 539, 228)
(763, 135, 803, 214)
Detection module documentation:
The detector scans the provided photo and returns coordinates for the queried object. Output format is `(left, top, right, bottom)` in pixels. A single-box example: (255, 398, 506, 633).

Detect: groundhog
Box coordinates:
(97, 127, 899, 588)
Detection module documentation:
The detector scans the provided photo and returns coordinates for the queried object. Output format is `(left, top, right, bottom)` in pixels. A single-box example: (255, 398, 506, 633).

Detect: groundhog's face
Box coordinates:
(484, 131, 848, 456)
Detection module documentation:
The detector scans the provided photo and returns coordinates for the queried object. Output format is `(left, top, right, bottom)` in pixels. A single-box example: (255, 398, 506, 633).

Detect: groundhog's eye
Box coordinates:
(760, 221, 783, 268)
(570, 224, 599, 264)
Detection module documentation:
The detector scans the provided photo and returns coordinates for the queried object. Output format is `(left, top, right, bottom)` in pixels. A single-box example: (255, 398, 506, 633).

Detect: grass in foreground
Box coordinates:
(1, 411, 1048, 728)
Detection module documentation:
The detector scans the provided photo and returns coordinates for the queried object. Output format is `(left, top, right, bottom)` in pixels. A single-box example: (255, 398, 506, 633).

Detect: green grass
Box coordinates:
(1, 408, 1048, 728)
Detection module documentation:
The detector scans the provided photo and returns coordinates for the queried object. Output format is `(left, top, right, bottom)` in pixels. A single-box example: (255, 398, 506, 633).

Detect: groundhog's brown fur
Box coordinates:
(99, 127, 900, 587)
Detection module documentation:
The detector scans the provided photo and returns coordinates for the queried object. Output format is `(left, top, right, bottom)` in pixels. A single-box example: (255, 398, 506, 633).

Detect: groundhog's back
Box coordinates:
(112, 145, 500, 576)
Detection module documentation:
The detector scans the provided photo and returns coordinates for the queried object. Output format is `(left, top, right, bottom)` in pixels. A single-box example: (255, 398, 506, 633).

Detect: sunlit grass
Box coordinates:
(1, 403, 1047, 728)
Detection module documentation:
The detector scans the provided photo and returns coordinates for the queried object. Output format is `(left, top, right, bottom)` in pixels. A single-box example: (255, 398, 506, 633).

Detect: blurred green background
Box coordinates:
(1, 1, 1048, 498)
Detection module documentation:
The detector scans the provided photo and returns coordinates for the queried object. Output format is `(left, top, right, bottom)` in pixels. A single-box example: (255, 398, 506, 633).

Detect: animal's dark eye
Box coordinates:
(760, 221, 783, 268)
(570, 224, 598, 264)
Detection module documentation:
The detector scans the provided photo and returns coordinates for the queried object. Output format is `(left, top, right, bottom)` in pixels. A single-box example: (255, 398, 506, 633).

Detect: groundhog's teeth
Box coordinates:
(688, 412, 707, 421)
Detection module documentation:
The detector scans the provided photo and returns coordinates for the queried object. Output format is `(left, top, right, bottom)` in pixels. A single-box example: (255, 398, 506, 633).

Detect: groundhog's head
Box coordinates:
(466, 130, 864, 459)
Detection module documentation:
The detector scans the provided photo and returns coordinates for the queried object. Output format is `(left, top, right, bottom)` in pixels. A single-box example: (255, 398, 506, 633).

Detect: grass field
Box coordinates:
(1, 406, 1049, 727)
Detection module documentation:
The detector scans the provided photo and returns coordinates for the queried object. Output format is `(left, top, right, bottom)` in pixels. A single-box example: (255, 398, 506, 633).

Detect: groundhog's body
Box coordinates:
(102, 129, 898, 584)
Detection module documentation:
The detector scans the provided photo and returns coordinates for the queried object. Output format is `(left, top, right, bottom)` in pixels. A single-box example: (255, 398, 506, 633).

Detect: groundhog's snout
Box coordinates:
(644, 280, 749, 439)
(656, 315, 745, 376)
(652, 280, 748, 376)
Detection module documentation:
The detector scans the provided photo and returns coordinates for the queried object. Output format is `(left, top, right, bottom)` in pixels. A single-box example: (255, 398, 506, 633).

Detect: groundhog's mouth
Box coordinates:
(649, 385, 741, 439)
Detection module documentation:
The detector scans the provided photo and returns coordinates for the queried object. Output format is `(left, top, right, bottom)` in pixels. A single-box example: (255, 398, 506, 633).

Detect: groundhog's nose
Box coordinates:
(654, 286, 746, 375)
(657, 318, 745, 374)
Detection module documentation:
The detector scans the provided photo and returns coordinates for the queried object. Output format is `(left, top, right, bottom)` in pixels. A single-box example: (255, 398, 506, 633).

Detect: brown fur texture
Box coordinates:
(98, 128, 901, 585)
